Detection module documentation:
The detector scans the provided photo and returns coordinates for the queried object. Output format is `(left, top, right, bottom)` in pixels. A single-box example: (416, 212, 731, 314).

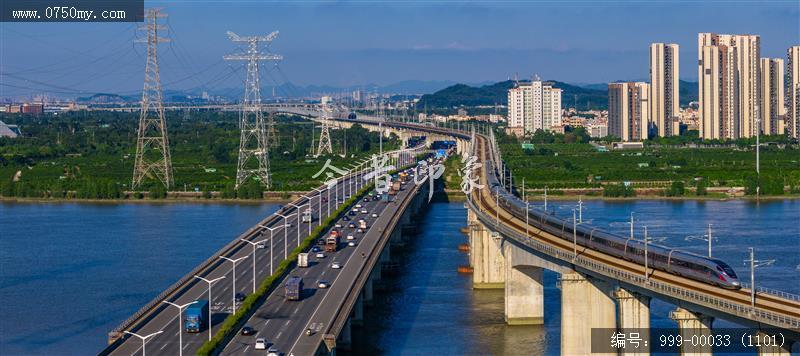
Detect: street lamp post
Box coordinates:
(287, 202, 307, 243)
(124, 330, 163, 356)
(219, 255, 248, 314)
(275, 212, 297, 259)
(495, 186, 499, 229)
(543, 186, 548, 213)
(572, 208, 578, 258)
(629, 212, 635, 240)
(240, 238, 269, 293)
(259, 225, 284, 275)
(685, 224, 715, 258)
(577, 196, 583, 223)
(745, 247, 775, 307)
(193, 275, 225, 341)
(525, 201, 529, 238)
(162, 300, 197, 356)
(644, 226, 649, 280)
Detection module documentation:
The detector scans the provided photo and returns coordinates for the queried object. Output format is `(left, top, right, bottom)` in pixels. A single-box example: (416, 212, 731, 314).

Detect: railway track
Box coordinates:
(470, 135, 800, 321)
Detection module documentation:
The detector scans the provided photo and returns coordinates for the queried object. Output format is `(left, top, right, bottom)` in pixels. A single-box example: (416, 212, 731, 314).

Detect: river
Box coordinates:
(0, 199, 797, 355)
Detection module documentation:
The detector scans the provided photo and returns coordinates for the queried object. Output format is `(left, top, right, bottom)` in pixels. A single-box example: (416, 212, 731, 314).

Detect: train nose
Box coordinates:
(732, 281, 740, 287)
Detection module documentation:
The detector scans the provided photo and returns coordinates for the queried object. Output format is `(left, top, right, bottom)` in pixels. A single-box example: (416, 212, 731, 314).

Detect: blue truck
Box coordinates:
(184, 299, 209, 333)
(285, 276, 303, 301)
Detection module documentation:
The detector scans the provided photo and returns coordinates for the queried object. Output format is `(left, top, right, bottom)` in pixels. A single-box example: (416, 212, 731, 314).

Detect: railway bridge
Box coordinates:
(325, 113, 799, 355)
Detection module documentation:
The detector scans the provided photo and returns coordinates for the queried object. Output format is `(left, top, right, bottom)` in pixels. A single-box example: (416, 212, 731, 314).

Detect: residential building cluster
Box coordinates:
(507, 77, 562, 135)
(607, 34, 799, 142)
(1, 103, 44, 114)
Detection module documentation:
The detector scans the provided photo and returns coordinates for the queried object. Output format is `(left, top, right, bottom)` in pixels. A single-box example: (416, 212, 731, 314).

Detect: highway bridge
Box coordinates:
(102, 107, 798, 355)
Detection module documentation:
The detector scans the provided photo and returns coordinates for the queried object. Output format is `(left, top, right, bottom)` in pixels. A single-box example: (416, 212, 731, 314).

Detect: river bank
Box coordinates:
(438, 189, 800, 202)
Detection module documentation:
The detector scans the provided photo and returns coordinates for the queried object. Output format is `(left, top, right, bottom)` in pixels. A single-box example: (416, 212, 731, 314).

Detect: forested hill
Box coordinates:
(416, 80, 608, 110)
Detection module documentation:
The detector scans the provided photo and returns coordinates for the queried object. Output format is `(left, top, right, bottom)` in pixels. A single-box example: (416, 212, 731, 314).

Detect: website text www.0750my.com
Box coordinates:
(12, 7, 126, 21)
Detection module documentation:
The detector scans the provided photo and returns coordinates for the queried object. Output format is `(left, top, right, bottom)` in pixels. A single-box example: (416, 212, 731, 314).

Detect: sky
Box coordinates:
(1, 0, 798, 98)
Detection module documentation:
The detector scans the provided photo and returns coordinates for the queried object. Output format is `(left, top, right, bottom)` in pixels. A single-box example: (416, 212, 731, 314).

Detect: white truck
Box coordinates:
(301, 208, 313, 223)
(298, 253, 309, 268)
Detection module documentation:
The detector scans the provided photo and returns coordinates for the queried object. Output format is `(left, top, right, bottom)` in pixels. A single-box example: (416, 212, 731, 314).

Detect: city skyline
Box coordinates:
(1, 1, 797, 98)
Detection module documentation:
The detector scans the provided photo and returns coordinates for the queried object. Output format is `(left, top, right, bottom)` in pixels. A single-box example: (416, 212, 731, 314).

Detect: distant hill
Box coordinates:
(576, 80, 699, 107)
(416, 80, 608, 110)
(416, 80, 515, 109)
(76, 93, 135, 104)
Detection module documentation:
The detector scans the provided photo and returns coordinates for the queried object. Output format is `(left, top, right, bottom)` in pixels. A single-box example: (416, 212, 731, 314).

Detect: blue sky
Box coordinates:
(1, 0, 798, 97)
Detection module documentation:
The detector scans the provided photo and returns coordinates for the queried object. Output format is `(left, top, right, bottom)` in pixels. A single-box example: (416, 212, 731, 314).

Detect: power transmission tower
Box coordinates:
(316, 106, 333, 156)
(224, 30, 283, 189)
(132, 8, 173, 191)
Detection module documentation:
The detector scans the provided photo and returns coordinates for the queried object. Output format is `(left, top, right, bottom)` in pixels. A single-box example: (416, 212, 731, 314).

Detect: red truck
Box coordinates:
(325, 231, 340, 252)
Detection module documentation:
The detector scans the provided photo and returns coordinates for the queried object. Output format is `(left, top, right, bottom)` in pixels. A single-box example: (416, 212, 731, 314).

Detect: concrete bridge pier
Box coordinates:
(559, 272, 616, 355)
(469, 222, 505, 289)
(614, 288, 651, 355)
(351, 294, 364, 327)
(503, 243, 544, 325)
(669, 307, 714, 356)
(337, 318, 352, 351)
(363, 273, 374, 305)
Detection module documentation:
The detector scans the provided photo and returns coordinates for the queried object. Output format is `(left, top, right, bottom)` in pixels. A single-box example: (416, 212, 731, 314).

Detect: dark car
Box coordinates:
(348, 223, 356, 228)
(235, 292, 247, 302)
(317, 238, 326, 245)
(348, 210, 357, 216)
(363, 197, 369, 202)
(311, 246, 321, 253)
(241, 326, 255, 336)
(343, 216, 351, 221)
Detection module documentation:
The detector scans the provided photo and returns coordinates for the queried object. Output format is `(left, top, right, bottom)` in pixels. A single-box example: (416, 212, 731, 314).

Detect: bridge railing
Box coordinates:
(740, 283, 800, 304)
(465, 196, 800, 330)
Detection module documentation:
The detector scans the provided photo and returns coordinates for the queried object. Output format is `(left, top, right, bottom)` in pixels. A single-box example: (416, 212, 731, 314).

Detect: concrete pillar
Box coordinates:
(371, 262, 382, 281)
(757, 332, 793, 355)
(380, 245, 391, 263)
(338, 318, 352, 350)
(614, 289, 651, 356)
(363, 274, 373, 304)
(669, 308, 713, 356)
(559, 272, 616, 356)
(471, 226, 505, 289)
(504, 265, 544, 325)
(351, 294, 364, 327)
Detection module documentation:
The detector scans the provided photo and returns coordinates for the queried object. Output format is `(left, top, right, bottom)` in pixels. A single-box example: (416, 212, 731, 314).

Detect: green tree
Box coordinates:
(695, 178, 708, 196)
(666, 181, 685, 197)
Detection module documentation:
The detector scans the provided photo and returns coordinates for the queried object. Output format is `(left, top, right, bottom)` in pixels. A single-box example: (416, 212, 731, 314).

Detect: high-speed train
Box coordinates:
(483, 161, 742, 290)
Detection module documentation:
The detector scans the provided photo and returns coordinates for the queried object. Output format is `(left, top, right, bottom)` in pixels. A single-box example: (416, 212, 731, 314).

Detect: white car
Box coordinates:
(346, 235, 355, 240)
(255, 338, 267, 350)
(267, 346, 279, 356)
(371, 213, 378, 218)
(318, 281, 330, 289)
(361, 209, 368, 214)
(347, 241, 356, 247)
(331, 261, 342, 269)
(316, 252, 325, 258)
(355, 204, 362, 208)
(335, 223, 342, 228)
(256, 243, 266, 249)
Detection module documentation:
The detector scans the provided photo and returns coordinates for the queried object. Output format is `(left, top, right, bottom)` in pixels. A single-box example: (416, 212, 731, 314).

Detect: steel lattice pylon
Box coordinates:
(224, 31, 283, 189)
(132, 8, 173, 191)
(316, 106, 333, 156)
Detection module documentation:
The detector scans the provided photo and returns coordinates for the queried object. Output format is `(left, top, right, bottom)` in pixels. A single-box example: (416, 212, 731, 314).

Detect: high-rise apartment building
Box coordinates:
(698, 33, 761, 140)
(507, 78, 562, 134)
(608, 82, 649, 142)
(649, 43, 680, 137)
(787, 46, 800, 139)
(759, 58, 785, 135)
